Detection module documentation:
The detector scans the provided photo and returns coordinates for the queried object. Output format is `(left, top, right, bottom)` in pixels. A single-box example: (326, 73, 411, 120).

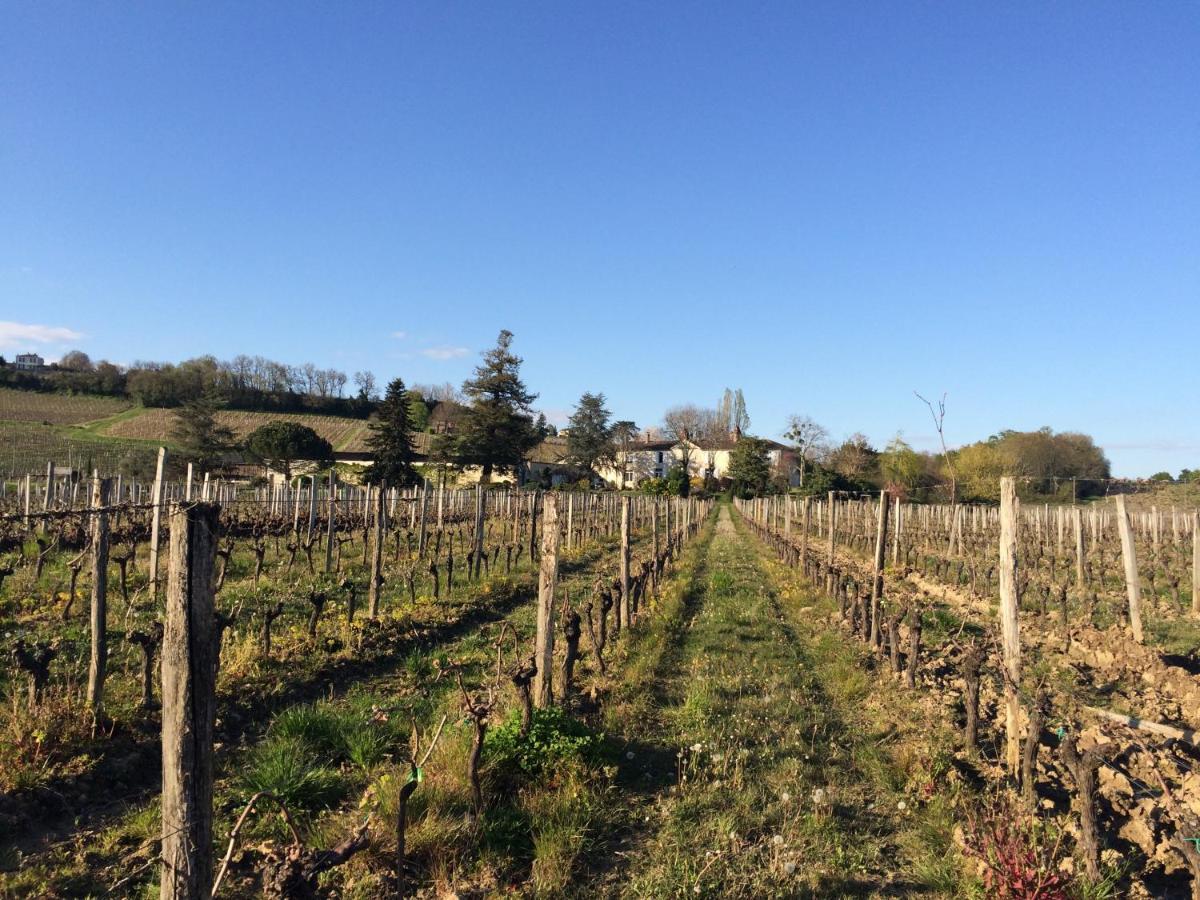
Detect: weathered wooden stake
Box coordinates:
(1073, 506, 1086, 591)
(998, 476, 1022, 776)
(1192, 512, 1199, 617)
(161, 502, 219, 900)
(533, 495, 559, 707)
(368, 486, 385, 618)
(148, 446, 168, 596)
(473, 484, 485, 579)
(869, 490, 889, 649)
(619, 496, 632, 628)
(1114, 494, 1145, 643)
(86, 475, 111, 716)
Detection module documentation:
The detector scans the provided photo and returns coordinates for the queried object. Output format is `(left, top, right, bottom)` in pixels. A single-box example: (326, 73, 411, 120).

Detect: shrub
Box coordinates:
(963, 796, 1071, 900)
(485, 706, 603, 777)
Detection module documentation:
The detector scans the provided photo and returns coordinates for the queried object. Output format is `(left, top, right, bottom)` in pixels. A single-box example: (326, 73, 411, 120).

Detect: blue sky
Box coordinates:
(2, 2, 1197, 477)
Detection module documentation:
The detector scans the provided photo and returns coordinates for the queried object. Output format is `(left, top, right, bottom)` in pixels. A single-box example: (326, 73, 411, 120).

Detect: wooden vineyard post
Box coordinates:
(473, 484, 485, 579)
(42, 459, 54, 528)
(417, 478, 429, 558)
(869, 490, 889, 649)
(651, 499, 660, 599)
(801, 496, 811, 563)
(1193, 513, 1199, 617)
(86, 475, 111, 717)
(533, 494, 559, 708)
(185, 463, 194, 501)
(530, 491, 541, 563)
(368, 486, 385, 618)
(998, 476, 1022, 776)
(1114, 494, 1145, 644)
(161, 502, 219, 900)
(325, 470, 336, 573)
(891, 496, 901, 565)
(148, 447, 168, 597)
(566, 494, 574, 551)
(1073, 506, 1086, 591)
(619, 496, 632, 628)
(826, 491, 836, 592)
(306, 475, 317, 543)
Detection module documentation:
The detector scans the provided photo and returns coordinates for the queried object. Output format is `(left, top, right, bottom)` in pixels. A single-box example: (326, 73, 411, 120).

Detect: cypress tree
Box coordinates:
(364, 377, 419, 486)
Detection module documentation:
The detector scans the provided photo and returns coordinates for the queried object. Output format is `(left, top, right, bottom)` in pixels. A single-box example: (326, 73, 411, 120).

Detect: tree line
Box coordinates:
(0, 350, 454, 421)
(783, 416, 1112, 502)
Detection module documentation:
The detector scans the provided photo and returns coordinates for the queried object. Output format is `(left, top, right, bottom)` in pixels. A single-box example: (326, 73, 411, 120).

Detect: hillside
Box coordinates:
(0, 387, 375, 476)
(0, 387, 132, 425)
(99, 406, 373, 452)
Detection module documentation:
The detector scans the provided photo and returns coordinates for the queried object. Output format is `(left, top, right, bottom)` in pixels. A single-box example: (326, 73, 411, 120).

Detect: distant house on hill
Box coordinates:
(427, 400, 469, 435)
(598, 431, 797, 489)
(14, 353, 45, 371)
(522, 435, 576, 487)
(329, 433, 579, 488)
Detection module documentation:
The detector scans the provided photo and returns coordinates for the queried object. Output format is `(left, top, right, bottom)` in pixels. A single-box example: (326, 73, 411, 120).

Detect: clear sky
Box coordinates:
(2, 2, 1197, 477)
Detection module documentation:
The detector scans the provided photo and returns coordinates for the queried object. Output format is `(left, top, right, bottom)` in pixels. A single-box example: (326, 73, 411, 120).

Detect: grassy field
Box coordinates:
(0, 388, 132, 425)
(101, 406, 372, 451)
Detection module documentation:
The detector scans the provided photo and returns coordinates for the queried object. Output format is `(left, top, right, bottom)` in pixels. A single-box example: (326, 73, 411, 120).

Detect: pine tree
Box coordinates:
(566, 392, 614, 476)
(172, 392, 235, 473)
(727, 436, 772, 498)
(451, 330, 540, 482)
(364, 377, 419, 486)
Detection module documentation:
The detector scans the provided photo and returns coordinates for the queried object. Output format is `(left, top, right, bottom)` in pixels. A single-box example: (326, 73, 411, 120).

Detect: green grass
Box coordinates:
(591, 507, 969, 898)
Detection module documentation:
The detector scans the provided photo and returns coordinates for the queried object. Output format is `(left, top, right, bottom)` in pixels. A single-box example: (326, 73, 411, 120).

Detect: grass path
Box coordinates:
(593, 504, 965, 899)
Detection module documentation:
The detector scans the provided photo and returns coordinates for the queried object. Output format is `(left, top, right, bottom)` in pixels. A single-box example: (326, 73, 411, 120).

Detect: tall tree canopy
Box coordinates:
(245, 421, 333, 479)
(451, 330, 540, 482)
(879, 435, 927, 496)
(727, 436, 772, 498)
(364, 377, 419, 486)
(171, 392, 234, 473)
(566, 392, 614, 476)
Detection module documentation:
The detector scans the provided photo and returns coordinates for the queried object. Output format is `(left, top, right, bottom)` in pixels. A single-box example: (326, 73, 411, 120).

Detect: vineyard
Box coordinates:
(0, 422, 164, 480)
(0, 388, 133, 426)
(101, 408, 372, 452)
(1, 469, 1199, 897)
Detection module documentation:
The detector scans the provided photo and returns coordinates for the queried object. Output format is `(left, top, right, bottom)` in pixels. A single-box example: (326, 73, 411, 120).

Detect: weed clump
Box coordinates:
(485, 706, 603, 778)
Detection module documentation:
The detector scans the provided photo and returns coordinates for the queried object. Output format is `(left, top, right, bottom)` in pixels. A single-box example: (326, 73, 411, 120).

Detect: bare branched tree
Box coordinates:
(784, 415, 829, 487)
(663, 404, 722, 476)
(915, 391, 956, 505)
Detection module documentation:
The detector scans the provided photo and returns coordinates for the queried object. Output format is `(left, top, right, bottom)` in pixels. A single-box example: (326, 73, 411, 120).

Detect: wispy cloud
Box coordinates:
(0, 320, 83, 349)
(420, 345, 470, 360)
(390, 330, 408, 340)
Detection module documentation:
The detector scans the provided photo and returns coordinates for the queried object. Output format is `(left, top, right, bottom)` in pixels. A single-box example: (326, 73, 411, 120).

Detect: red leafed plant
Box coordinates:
(964, 795, 1072, 900)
